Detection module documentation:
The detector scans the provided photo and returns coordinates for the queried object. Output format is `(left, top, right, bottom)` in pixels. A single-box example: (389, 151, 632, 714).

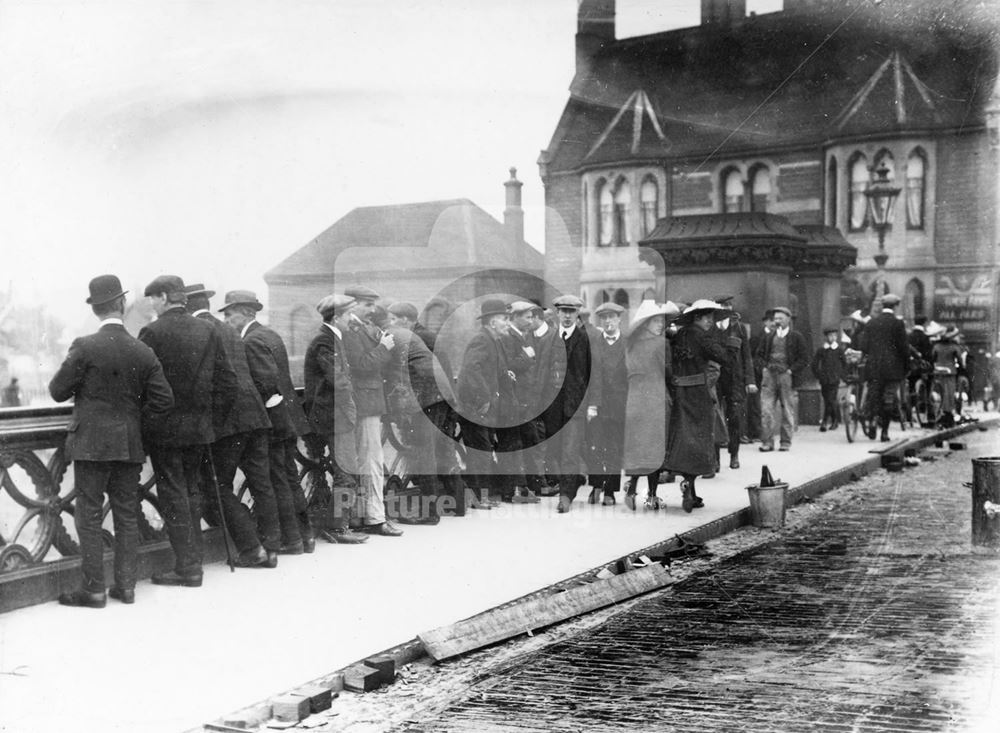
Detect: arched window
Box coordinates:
(906, 149, 926, 229)
(639, 177, 659, 237)
(597, 180, 613, 246)
(749, 165, 771, 212)
(848, 153, 869, 231)
(873, 149, 896, 180)
(722, 168, 744, 213)
(613, 179, 631, 246)
(288, 305, 314, 357)
(904, 278, 925, 322)
(826, 157, 838, 226)
(614, 288, 630, 309)
(581, 181, 589, 246)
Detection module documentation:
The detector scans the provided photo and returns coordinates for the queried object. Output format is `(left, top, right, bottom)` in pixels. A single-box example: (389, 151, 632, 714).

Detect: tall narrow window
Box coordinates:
(639, 177, 659, 236)
(849, 154, 869, 231)
(722, 168, 744, 213)
(582, 181, 589, 246)
(904, 278, 925, 322)
(906, 149, 926, 229)
(598, 180, 613, 246)
(613, 180, 631, 246)
(749, 166, 771, 212)
(826, 157, 838, 226)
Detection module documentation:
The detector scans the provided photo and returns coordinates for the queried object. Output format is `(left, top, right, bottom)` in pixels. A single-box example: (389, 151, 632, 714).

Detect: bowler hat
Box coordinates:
(553, 294, 584, 311)
(86, 274, 128, 305)
(344, 285, 380, 302)
(317, 294, 355, 318)
(218, 290, 264, 313)
(478, 299, 509, 320)
(184, 283, 216, 299)
(144, 275, 185, 298)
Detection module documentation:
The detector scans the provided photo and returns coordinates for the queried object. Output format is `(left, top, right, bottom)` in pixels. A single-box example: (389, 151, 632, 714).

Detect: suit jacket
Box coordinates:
(528, 324, 560, 420)
(138, 308, 235, 447)
(303, 325, 356, 435)
(755, 327, 810, 388)
(545, 324, 592, 431)
(243, 320, 311, 439)
(811, 345, 846, 386)
(589, 331, 627, 422)
(457, 326, 515, 427)
(50, 322, 174, 463)
(342, 319, 392, 418)
(384, 325, 454, 416)
(715, 318, 754, 393)
(859, 312, 909, 381)
(196, 312, 270, 438)
(499, 326, 538, 420)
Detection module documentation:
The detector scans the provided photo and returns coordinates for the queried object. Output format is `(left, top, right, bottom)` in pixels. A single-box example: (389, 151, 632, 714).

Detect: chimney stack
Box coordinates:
(504, 167, 524, 247)
(576, 0, 615, 79)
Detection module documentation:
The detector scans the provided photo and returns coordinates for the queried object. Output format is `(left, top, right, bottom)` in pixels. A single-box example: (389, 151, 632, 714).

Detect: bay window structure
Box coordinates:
(639, 176, 659, 236)
(722, 168, 744, 213)
(906, 148, 926, 229)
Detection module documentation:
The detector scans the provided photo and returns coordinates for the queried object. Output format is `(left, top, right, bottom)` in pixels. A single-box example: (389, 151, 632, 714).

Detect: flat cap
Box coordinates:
(344, 285, 380, 302)
(771, 306, 792, 317)
(594, 302, 625, 316)
(317, 294, 355, 317)
(822, 324, 840, 334)
(184, 283, 216, 299)
(881, 293, 901, 307)
(387, 301, 419, 321)
(553, 294, 584, 310)
(144, 275, 185, 297)
(218, 289, 263, 312)
(508, 300, 537, 314)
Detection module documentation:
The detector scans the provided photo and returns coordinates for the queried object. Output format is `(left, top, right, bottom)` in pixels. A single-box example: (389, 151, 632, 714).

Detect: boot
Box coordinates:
(624, 476, 638, 511)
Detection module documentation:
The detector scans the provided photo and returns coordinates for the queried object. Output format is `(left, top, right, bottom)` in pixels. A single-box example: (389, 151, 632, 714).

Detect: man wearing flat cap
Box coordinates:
(50, 275, 174, 607)
(140, 275, 237, 587)
(544, 294, 593, 513)
(185, 284, 282, 568)
(586, 302, 627, 504)
(754, 306, 808, 452)
(221, 289, 317, 553)
(303, 295, 369, 543)
(858, 293, 908, 441)
(341, 285, 403, 536)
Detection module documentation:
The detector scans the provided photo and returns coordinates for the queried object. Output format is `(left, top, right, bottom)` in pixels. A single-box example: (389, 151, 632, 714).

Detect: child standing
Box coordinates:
(812, 326, 846, 432)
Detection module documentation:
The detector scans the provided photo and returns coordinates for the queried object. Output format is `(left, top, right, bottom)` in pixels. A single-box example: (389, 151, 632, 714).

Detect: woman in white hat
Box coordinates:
(621, 300, 679, 510)
(664, 300, 729, 512)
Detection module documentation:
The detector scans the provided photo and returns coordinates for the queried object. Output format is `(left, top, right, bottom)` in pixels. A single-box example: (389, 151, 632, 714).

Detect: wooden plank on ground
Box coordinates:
(868, 438, 908, 455)
(417, 563, 671, 662)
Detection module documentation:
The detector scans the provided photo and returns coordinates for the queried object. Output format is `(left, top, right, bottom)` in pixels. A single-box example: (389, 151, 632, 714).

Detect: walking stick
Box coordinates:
(205, 450, 236, 572)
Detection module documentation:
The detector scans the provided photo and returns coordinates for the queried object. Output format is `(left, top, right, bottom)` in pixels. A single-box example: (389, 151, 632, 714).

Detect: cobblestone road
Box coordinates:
(377, 430, 1000, 733)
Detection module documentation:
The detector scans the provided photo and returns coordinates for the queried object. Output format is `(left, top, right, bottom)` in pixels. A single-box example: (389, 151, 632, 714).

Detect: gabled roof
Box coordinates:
(266, 199, 542, 281)
(545, 3, 998, 172)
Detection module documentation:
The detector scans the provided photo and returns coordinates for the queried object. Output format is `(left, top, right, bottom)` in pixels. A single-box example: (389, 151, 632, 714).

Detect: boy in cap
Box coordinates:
(51, 276, 174, 606)
(811, 326, 845, 432)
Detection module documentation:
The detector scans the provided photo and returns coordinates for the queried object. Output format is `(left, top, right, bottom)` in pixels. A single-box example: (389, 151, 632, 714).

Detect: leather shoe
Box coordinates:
(588, 487, 600, 504)
(729, 456, 740, 469)
(151, 571, 202, 587)
(759, 445, 774, 452)
(624, 492, 636, 511)
(819, 424, 827, 432)
(108, 586, 135, 604)
(700, 472, 716, 479)
(692, 497, 705, 509)
(396, 513, 441, 525)
(321, 528, 370, 544)
(362, 522, 404, 537)
(302, 536, 316, 554)
(58, 589, 106, 608)
(602, 493, 616, 506)
(556, 495, 572, 513)
(234, 546, 270, 568)
(278, 541, 304, 555)
(779, 445, 790, 452)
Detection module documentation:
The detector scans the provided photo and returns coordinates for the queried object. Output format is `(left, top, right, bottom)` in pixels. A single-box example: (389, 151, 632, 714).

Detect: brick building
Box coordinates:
(539, 0, 1000, 347)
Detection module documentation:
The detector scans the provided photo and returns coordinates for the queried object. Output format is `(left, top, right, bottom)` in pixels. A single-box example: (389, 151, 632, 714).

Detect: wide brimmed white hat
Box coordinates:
(682, 299, 724, 317)
(628, 300, 676, 336)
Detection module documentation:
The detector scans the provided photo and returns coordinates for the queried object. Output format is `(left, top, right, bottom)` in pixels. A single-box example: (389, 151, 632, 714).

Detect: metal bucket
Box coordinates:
(746, 482, 788, 529)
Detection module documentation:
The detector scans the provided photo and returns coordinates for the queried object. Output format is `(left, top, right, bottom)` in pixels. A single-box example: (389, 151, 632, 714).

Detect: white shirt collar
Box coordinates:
(509, 324, 524, 337)
(534, 322, 549, 337)
(775, 326, 789, 338)
(191, 309, 209, 318)
(241, 319, 256, 339)
(100, 317, 124, 327)
(324, 322, 342, 339)
(823, 342, 838, 350)
(882, 308, 894, 314)
(717, 318, 730, 330)
(560, 323, 577, 339)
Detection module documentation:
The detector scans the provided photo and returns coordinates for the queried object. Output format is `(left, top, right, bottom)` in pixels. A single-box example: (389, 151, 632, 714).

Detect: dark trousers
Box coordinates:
(746, 380, 762, 439)
(323, 432, 358, 531)
(73, 460, 141, 592)
(424, 402, 464, 514)
(460, 418, 495, 494)
(494, 425, 523, 499)
(547, 415, 586, 500)
(519, 417, 547, 492)
(820, 382, 840, 426)
(589, 416, 625, 493)
(268, 435, 311, 546)
(150, 445, 205, 576)
(866, 378, 901, 431)
(717, 376, 744, 457)
(201, 430, 281, 553)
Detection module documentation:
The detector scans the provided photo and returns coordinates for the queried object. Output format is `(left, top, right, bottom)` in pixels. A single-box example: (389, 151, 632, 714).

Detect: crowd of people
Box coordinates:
(48, 272, 982, 608)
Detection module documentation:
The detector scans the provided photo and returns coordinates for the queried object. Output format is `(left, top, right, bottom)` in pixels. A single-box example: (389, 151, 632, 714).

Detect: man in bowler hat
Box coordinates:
(51, 275, 174, 606)
(140, 275, 237, 586)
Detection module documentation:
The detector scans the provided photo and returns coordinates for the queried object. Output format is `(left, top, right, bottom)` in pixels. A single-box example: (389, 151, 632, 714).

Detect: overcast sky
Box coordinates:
(0, 0, 782, 329)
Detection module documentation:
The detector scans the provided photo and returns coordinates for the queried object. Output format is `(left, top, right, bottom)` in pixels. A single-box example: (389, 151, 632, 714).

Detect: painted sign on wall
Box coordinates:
(933, 270, 995, 341)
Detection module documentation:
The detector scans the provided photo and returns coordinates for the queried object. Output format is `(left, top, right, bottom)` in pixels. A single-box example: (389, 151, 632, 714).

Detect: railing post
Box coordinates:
(971, 456, 1000, 548)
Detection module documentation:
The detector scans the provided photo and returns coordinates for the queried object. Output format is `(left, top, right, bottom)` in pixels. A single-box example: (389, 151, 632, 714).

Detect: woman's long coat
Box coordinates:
(666, 323, 728, 476)
(623, 329, 671, 474)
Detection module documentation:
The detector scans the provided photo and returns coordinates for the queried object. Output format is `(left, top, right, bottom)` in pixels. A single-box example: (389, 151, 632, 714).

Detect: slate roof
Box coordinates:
(645, 212, 808, 243)
(545, 2, 999, 172)
(266, 199, 543, 282)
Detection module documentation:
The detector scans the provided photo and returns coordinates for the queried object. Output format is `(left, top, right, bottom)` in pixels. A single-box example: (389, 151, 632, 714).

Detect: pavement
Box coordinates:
(0, 414, 995, 733)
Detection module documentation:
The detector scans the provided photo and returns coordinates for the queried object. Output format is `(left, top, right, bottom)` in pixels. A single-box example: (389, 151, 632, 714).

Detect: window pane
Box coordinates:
(849, 156, 869, 230)
(906, 152, 925, 228)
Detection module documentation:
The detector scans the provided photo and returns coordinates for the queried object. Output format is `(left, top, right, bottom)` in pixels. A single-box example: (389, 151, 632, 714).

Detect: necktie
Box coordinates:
(562, 330, 569, 341)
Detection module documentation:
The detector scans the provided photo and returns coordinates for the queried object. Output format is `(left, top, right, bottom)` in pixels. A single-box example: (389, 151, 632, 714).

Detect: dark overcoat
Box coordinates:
(589, 332, 627, 423)
(303, 325, 356, 436)
(859, 312, 909, 381)
(196, 312, 270, 438)
(50, 323, 174, 463)
(243, 320, 311, 439)
(384, 325, 455, 416)
(544, 324, 593, 435)
(499, 327, 538, 421)
(139, 308, 236, 447)
(666, 324, 728, 476)
(457, 326, 515, 427)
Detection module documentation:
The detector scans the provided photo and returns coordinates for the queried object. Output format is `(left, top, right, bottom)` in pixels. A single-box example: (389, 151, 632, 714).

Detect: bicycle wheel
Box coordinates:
(842, 397, 857, 442)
